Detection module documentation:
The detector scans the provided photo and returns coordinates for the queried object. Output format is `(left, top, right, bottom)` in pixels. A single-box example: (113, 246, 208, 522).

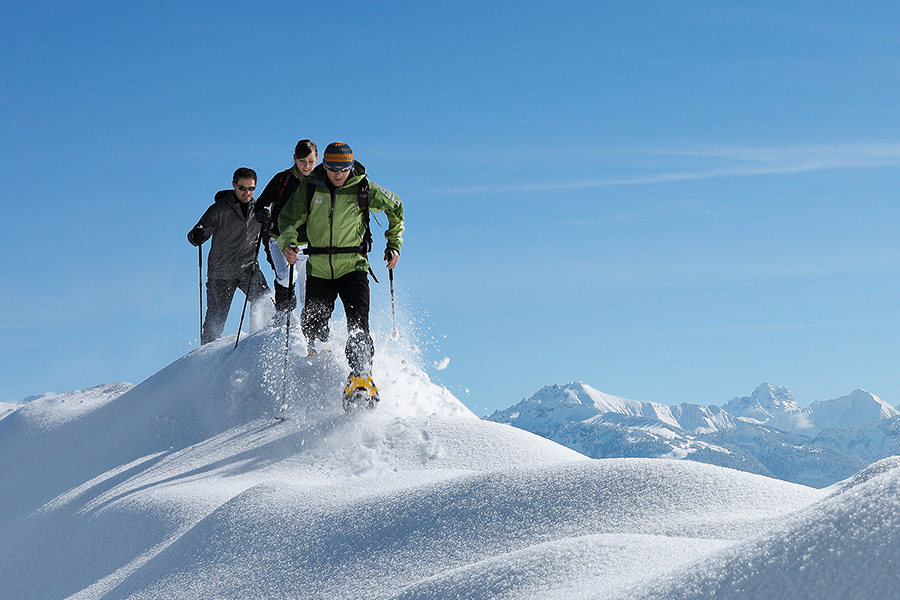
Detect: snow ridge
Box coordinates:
(2, 331, 900, 599)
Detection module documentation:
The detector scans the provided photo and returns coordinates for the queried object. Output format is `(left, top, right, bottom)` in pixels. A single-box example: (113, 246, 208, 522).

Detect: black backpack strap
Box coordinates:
(358, 177, 373, 253)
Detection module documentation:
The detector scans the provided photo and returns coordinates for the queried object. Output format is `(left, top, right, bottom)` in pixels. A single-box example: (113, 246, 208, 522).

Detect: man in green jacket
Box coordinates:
(277, 142, 404, 409)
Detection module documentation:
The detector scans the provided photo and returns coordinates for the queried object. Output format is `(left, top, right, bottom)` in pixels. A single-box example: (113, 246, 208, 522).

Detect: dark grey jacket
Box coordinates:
(188, 190, 265, 279)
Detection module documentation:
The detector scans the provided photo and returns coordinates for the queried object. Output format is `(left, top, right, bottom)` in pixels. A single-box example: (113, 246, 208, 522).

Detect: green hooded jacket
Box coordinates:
(276, 162, 404, 280)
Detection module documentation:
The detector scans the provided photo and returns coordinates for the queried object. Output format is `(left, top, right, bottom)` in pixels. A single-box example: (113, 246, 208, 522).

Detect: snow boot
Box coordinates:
(274, 282, 296, 312)
(342, 374, 380, 412)
(307, 339, 332, 356)
(270, 283, 297, 328)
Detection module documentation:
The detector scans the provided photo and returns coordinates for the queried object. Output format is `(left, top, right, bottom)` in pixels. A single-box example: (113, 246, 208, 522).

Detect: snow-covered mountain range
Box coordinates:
(486, 381, 900, 488)
(3, 326, 900, 599)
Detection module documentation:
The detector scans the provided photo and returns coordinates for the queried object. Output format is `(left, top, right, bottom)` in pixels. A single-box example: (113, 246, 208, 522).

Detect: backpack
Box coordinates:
(259, 169, 301, 237)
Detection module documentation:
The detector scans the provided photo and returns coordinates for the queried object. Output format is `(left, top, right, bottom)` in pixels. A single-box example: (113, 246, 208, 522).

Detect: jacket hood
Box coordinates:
(214, 189, 235, 203)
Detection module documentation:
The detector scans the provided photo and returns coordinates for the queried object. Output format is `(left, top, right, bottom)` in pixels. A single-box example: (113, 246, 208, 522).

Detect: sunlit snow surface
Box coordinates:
(1, 325, 898, 600)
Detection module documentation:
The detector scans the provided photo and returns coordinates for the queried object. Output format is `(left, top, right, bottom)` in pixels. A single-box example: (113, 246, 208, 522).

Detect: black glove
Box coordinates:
(256, 208, 271, 224)
(187, 226, 204, 247)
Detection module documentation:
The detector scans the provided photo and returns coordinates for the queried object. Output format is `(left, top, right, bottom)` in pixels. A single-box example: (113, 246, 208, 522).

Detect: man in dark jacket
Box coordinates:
(188, 167, 271, 344)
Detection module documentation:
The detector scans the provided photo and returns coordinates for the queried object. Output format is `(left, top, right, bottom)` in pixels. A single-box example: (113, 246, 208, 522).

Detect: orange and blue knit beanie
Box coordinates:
(323, 142, 353, 169)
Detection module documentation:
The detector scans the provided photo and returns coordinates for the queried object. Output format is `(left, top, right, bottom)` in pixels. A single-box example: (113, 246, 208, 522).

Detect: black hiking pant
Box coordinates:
(202, 266, 270, 344)
(302, 270, 374, 377)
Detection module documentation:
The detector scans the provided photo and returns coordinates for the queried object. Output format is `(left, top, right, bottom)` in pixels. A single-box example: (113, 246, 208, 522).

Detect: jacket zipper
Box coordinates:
(328, 188, 336, 279)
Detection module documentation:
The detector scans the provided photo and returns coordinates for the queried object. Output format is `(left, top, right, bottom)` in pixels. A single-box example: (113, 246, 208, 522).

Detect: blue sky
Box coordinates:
(3, 0, 900, 414)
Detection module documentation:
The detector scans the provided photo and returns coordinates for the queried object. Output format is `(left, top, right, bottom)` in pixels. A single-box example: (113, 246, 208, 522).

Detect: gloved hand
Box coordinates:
(256, 207, 271, 224)
(187, 226, 204, 247)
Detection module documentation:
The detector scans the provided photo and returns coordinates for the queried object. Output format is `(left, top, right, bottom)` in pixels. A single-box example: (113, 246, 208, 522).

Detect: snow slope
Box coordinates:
(626, 457, 900, 600)
(1, 327, 899, 599)
(0, 399, 17, 419)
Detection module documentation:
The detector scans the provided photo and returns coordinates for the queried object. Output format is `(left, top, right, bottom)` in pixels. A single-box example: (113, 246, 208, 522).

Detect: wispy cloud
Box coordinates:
(426, 141, 900, 195)
(666, 141, 900, 172)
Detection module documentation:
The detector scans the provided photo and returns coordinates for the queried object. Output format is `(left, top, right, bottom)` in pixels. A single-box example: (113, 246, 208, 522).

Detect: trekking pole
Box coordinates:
(277, 256, 296, 421)
(234, 229, 265, 349)
(198, 245, 204, 342)
(389, 267, 401, 341)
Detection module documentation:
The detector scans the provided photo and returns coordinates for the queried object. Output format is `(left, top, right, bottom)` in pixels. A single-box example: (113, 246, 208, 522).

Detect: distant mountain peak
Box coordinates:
(489, 382, 682, 431)
(792, 388, 900, 436)
(722, 382, 799, 423)
(751, 382, 800, 411)
(488, 379, 900, 488)
(839, 389, 897, 419)
(530, 381, 594, 404)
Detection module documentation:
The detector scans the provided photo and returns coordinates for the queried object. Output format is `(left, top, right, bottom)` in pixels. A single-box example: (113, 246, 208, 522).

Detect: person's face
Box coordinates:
(233, 177, 256, 203)
(325, 165, 351, 187)
(294, 153, 317, 177)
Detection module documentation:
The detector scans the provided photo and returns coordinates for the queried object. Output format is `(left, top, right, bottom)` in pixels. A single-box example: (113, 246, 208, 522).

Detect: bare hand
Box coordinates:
(283, 244, 299, 265)
(385, 248, 400, 270)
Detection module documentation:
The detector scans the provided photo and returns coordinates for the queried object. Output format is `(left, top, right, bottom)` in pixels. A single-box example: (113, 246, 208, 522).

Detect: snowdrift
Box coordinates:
(1, 326, 899, 600)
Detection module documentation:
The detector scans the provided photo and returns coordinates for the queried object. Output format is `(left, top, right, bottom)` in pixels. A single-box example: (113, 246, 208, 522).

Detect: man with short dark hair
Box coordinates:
(277, 142, 404, 409)
(188, 167, 271, 344)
